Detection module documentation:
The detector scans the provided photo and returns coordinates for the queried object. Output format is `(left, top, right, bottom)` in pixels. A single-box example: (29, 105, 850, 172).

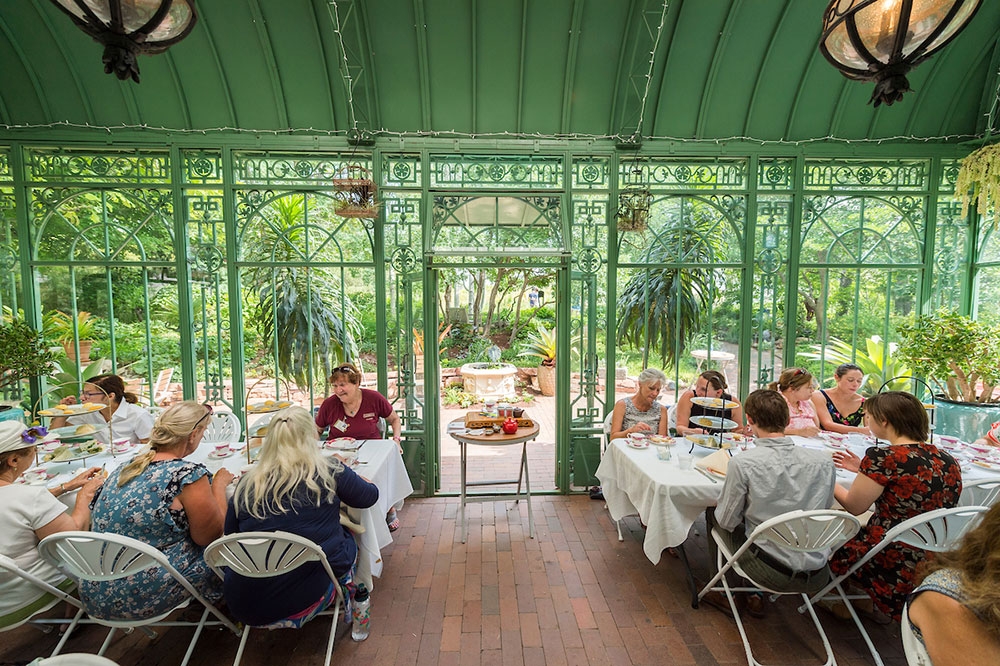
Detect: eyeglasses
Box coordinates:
(82, 391, 105, 398)
(190, 403, 214, 433)
(333, 364, 354, 373)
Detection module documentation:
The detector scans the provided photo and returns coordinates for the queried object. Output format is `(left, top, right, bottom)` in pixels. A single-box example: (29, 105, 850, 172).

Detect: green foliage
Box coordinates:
(0, 318, 58, 395)
(897, 310, 1000, 402)
(91, 321, 181, 376)
(44, 310, 100, 343)
(49, 358, 107, 400)
(798, 335, 910, 396)
(243, 194, 361, 389)
(616, 231, 720, 365)
(442, 385, 477, 408)
(519, 324, 556, 366)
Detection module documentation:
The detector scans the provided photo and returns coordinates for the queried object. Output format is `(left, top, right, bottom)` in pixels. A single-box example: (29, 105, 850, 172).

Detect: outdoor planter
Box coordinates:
(460, 362, 517, 402)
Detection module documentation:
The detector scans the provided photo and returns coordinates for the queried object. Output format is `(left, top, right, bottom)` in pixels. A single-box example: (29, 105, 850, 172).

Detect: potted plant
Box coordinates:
(897, 310, 1000, 442)
(0, 317, 59, 418)
(45, 310, 99, 363)
(519, 324, 556, 396)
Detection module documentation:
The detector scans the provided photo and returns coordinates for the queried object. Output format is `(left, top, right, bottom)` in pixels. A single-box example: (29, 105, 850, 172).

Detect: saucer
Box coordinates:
(208, 449, 235, 460)
(626, 440, 649, 450)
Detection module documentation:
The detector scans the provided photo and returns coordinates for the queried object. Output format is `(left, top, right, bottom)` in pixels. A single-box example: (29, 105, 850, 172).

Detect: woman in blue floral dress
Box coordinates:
(81, 401, 235, 620)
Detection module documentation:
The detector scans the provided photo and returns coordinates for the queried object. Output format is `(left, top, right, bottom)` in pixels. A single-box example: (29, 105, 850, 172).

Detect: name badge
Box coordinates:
(334, 419, 349, 432)
(363, 412, 376, 420)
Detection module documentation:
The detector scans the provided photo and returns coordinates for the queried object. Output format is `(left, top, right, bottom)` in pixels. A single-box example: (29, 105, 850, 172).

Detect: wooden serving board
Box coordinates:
(464, 412, 534, 428)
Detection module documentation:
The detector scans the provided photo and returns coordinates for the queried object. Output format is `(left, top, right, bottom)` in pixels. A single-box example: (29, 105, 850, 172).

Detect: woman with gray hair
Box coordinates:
(224, 406, 378, 628)
(81, 401, 234, 620)
(608, 368, 669, 441)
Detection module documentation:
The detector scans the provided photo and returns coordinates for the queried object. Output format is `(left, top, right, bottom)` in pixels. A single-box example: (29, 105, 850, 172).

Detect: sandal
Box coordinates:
(386, 509, 400, 532)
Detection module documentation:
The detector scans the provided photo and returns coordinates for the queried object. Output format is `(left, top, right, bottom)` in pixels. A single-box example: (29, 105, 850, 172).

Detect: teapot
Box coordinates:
(502, 416, 519, 434)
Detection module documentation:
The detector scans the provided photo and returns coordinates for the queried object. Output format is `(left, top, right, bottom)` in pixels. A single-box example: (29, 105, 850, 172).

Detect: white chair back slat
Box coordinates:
(959, 479, 1000, 507)
(762, 511, 861, 552)
(894, 506, 988, 551)
(204, 531, 345, 666)
(38, 531, 240, 666)
(202, 411, 242, 443)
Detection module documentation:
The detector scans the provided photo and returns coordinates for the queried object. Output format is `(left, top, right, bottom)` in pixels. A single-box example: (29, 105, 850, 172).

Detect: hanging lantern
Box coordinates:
(49, 0, 198, 83)
(819, 0, 983, 107)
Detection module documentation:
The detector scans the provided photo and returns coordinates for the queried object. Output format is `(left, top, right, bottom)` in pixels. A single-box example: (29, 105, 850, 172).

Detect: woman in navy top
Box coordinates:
(224, 406, 378, 627)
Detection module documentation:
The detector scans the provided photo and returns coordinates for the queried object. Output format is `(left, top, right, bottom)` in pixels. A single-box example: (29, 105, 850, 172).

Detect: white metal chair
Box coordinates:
(38, 532, 240, 666)
(803, 505, 989, 666)
(202, 411, 242, 443)
(0, 554, 86, 657)
(958, 478, 1000, 507)
(33, 654, 121, 665)
(204, 531, 347, 666)
(698, 509, 863, 666)
(666, 403, 678, 432)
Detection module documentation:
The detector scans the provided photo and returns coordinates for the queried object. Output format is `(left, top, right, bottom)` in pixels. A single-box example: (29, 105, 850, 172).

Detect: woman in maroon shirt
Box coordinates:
(315, 363, 403, 530)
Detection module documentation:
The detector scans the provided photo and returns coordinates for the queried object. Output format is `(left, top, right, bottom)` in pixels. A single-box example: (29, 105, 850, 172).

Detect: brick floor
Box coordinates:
(2, 496, 906, 665)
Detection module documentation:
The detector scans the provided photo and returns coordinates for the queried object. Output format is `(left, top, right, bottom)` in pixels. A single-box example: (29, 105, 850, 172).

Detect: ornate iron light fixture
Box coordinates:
(49, 0, 198, 83)
(819, 0, 983, 107)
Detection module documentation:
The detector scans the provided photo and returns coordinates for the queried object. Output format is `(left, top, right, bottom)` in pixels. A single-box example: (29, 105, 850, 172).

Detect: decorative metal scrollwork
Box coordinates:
(576, 247, 602, 274)
(390, 247, 419, 274)
(191, 243, 225, 274)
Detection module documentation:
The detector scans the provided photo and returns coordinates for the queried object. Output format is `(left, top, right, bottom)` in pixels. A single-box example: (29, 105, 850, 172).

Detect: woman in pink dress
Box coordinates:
(768, 368, 820, 437)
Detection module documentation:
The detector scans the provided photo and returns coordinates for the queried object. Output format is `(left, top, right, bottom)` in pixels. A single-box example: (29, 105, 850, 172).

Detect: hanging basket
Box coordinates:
(332, 164, 375, 192)
(617, 186, 651, 232)
(336, 203, 380, 219)
(955, 141, 1000, 221)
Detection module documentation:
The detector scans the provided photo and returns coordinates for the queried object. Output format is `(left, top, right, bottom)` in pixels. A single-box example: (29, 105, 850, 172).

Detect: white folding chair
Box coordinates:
(698, 509, 863, 666)
(666, 403, 678, 432)
(205, 531, 347, 666)
(803, 505, 989, 666)
(958, 478, 1000, 507)
(202, 411, 242, 443)
(0, 554, 86, 657)
(38, 532, 240, 666)
(33, 655, 121, 665)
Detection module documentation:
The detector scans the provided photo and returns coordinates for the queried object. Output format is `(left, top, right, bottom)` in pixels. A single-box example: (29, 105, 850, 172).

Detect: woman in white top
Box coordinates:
(50, 373, 154, 445)
(0, 421, 103, 619)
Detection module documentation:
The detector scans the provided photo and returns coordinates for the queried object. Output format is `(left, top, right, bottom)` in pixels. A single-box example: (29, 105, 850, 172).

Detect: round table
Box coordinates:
(448, 418, 540, 543)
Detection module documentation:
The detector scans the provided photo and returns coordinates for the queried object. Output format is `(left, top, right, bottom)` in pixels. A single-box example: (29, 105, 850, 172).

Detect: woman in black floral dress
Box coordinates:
(829, 391, 962, 620)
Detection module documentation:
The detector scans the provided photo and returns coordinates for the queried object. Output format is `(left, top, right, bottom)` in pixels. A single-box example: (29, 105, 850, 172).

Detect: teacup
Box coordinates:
(213, 442, 231, 457)
(112, 438, 131, 454)
(23, 468, 47, 483)
(41, 439, 61, 452)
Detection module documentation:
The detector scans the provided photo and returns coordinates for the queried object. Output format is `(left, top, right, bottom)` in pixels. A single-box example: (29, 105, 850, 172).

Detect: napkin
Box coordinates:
(695, 449, 731, 477)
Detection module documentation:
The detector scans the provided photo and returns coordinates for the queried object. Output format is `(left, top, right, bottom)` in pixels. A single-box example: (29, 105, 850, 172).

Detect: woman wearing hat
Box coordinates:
(0, 421, 104, 619)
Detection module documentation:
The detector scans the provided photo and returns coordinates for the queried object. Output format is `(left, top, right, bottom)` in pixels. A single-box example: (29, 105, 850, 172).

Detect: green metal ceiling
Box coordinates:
(0, 0, 998, 144)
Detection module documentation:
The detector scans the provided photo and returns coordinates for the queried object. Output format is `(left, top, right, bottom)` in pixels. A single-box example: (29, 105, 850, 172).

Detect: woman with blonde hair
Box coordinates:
(224, 406, 378, 628)
(768, 367, 820, 437)
(80, 401, 233, 620)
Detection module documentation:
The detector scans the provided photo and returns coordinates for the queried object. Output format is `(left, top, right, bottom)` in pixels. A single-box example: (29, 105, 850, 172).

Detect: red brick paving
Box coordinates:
(2, 495, 907, 665)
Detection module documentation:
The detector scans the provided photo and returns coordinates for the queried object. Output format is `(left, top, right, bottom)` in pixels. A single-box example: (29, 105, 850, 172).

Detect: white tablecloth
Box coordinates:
(38, 437, 414, 591)
(596, 433, 994, 566)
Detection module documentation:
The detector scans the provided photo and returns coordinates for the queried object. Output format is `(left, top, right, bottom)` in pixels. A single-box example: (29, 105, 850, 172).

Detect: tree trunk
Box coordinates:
(483, 267, 509, 337)
(472, 270, 485, 329)
(509, 272, 530, 342)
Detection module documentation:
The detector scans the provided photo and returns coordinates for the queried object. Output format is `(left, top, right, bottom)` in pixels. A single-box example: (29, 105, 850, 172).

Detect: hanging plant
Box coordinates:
(955, 142, 1000, 221)
(616, 186, 652, 232)
(333, 165, 380, 219)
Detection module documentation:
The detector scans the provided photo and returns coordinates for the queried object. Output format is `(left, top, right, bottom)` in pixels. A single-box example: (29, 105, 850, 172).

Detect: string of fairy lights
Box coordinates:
(0, 0, 995, 148)
(631, 0, 671, 144)
(0, 119, 989, 147)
